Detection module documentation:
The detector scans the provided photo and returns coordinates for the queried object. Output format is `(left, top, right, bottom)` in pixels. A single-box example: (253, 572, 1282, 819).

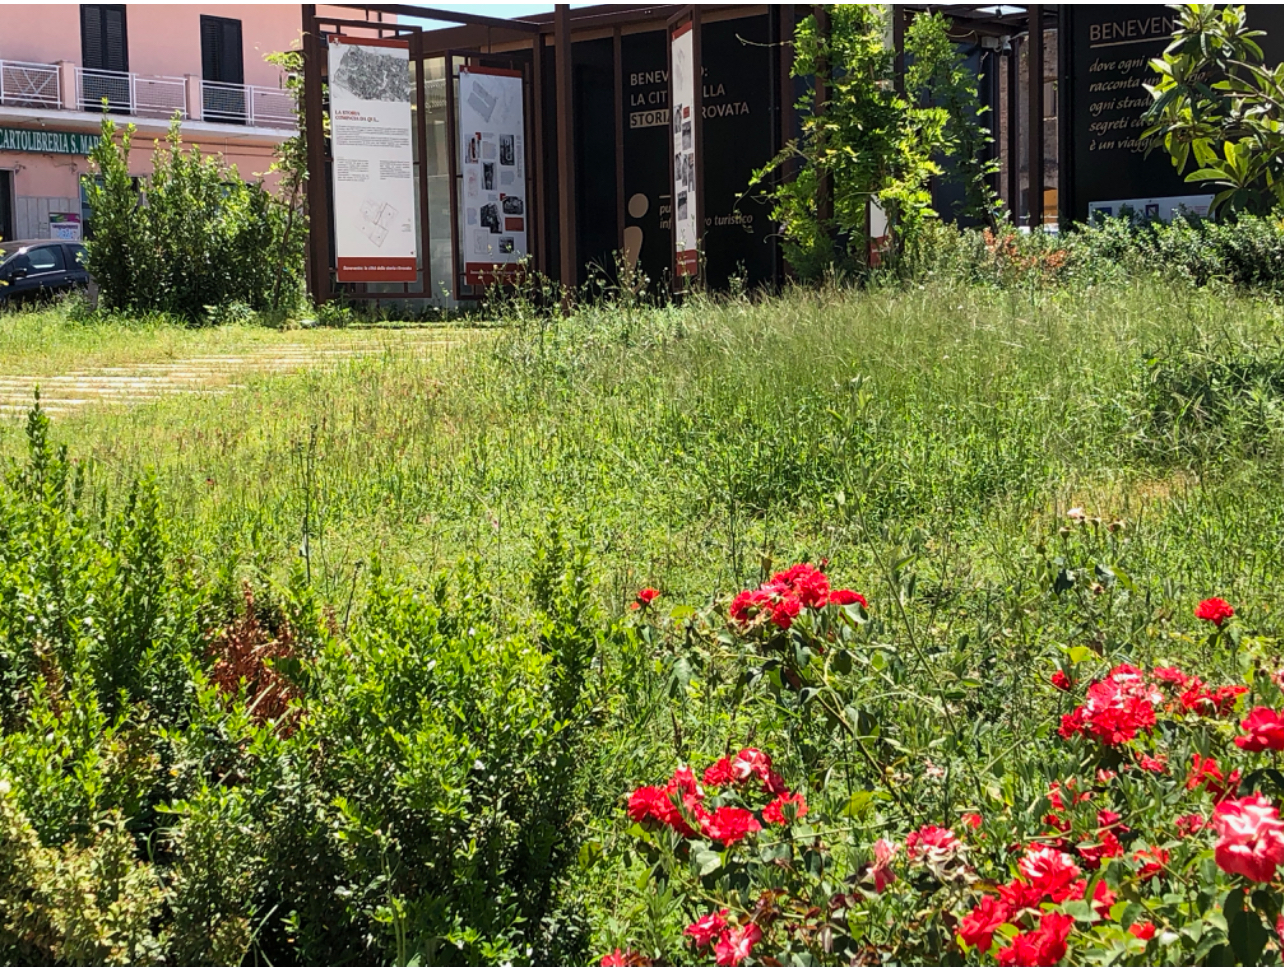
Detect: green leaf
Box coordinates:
(693, 847, 722, 877)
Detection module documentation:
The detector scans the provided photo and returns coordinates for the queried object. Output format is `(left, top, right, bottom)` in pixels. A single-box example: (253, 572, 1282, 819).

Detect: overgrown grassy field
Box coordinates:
(18, 278, 1284, 614)
(5, 275, 1284, 965)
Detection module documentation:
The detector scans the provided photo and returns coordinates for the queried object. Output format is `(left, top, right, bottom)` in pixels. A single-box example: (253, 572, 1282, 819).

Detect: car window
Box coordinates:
(1, 254, 30, 281)
(27, 246, 64, 272)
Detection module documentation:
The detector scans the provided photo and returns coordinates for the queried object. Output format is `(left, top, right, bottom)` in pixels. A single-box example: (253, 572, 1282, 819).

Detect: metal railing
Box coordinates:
(0, 60, 61, 109)
(77, 68, 186, 119)
(0, 60, 297, 131)
(202, 80, 295, 128)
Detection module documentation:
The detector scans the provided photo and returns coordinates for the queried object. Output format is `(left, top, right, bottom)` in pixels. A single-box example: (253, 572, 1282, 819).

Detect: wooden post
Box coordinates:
(1006, 38, 1019, 226)
(531, 31, 546, 274)
(1028, 4, 1044, 229)
(413, 30, 431, 298)
(301, 4, 331, 305)
(554, 3, 577, 291)
(892, 5, 905, 95)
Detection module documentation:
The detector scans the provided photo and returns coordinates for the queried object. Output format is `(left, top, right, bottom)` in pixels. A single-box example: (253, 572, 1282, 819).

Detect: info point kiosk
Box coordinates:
(301, 4, 1284, 310)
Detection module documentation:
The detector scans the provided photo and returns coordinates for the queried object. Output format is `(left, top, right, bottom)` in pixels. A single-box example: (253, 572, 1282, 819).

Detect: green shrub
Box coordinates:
(84, 116, 302, 324)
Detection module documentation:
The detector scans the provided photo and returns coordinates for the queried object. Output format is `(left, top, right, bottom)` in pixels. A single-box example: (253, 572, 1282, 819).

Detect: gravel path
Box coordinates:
(0, 329, 460, 415)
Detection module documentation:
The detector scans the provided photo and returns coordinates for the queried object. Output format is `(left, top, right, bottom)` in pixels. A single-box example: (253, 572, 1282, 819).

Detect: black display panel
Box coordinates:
(1063, 6, 1284, 222)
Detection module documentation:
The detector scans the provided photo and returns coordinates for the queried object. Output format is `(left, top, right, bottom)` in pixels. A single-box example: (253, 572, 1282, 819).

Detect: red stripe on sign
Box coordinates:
(671, 20, 693, 40)
(329, 36, 410, 50)
(504, 217, 524, 232)
(337, 257, 417, 282)
(462, 65, 522, 78)
(465, 262, 523, 286)
(676, 249, 698, 276)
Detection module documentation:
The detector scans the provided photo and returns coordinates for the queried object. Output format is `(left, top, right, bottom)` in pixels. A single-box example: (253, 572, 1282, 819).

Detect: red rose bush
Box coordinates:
(600, 580, 1284, 965)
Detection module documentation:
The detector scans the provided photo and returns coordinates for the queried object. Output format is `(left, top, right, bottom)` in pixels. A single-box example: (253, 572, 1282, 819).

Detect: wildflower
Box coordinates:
(996, 911, 1073, 967)
(1129, 922, 1156, 941)
(684, 909, 729, 948)
(762, 792, 808, 826)
(1213, 794, 1284, 882)
(1236, 707, 1284, 752)
(1195, 597, 1234, 627)
(1051, 669, 1073, 692)
(905, 824, 962, 864)
(713, 924, 762, 968)
(959, 895, 1010, 952)
(870, 838, 898, 892)
(700, 806, 761, 847)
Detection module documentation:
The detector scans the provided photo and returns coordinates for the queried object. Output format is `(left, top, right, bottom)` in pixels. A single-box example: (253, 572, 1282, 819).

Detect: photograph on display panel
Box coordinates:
(457, 66, 528, 286)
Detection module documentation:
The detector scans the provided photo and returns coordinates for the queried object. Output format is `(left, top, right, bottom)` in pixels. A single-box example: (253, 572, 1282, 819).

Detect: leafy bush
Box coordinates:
(84, 116, 302, 324)
(0, 401, 602, 965)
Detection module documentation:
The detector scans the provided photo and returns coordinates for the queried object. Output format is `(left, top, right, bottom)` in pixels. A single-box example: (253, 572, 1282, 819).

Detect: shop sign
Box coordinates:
(0, 127, 98, 156)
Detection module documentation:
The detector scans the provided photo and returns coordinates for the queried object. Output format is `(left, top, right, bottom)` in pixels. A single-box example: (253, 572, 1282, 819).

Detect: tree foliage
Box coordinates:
(1144, 3, 1284, 216)
(753, 6, 996, 280)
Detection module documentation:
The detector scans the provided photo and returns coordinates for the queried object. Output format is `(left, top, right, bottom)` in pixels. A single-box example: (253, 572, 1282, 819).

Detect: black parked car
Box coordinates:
(0, 241, 91, 307)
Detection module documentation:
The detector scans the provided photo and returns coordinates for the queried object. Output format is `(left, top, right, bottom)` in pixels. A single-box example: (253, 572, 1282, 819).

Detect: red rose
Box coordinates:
(905, 824, 962, 864)
(684, 909, 729, 948)
(962, 812, 983, 829)
(828, 588, 868, 608)
(958, 895, 1009, 952)
(1213, 794, 1284, 882)
(713, 924, 761, 967)
(1186, 753, 1242, 802)
(1018, 845, 1081, 901)
(630, 587, 660, 609)
(702, 757, 736, 788)
(1237, 707, 1284, 752)
(1128, 922, 1156, 941)
(996, 911, 1072, 967)
(1051, 669, 1072, 691)
(600, 949, 649, 966)
(762, 792, 808, 826)
(700, 806, 761, 846)
(1133, 845, 1169, 880)
(1195, 597, 1234, 627)
(870, 838, 898, 892)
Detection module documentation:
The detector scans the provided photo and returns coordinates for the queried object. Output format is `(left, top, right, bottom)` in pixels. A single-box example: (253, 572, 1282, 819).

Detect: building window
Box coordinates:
(81, 5, 129, 73)
(201, 15, 246, 124)
(81, 5, 129, 113)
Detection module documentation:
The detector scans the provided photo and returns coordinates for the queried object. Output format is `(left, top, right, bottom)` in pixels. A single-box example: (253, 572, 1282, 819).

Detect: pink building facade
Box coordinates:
(0, 5, 364, 242)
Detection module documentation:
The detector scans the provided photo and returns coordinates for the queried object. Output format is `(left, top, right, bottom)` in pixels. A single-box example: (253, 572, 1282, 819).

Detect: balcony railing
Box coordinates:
(202, 81, 295, 129)
(0, 59, 296, 132)
(78, 68, 186, 119)
(0, 60, 61, 110)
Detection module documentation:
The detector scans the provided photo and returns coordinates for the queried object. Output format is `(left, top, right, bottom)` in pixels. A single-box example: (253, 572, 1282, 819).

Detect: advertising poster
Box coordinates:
(328, 36, 417, 282)
(458, 66, 527, 286)
(670, 22, 698, 277)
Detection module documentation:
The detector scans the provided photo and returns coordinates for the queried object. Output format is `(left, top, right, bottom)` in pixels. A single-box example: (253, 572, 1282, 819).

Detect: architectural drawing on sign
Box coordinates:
(332, 45, 412, 103)
(358, 197, 397, 247)
(467, 79, 498, 122)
